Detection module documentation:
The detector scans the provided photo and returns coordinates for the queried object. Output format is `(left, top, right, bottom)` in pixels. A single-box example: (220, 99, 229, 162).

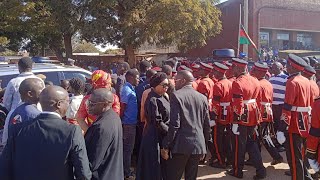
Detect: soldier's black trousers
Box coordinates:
(285, 133, 312, 180)
(213, 123, 232, 165)
(231, 125, 266, 177)
(259, 122, 283, 161)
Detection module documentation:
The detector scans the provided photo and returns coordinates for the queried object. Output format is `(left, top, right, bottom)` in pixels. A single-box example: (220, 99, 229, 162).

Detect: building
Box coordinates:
(186, 0, 320, 60)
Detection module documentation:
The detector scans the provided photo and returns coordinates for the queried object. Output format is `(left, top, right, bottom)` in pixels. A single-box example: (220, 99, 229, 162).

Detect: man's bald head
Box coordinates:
(271, 62, 284, 75)
(40, 85, 69, 116)
(91, 88, 114, 103)
(19, 78, 44, 104)
(175, 70, 194, 90)
(88, 88, 114, 115)
(178, 70, 194, 82)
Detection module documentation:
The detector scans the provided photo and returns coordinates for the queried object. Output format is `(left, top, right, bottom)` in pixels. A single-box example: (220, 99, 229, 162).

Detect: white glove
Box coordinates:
(209, 120, 216, 127)
(232, 124, 240, 135)
(308, 158, 320, 172)
(276, 131, 286, 145)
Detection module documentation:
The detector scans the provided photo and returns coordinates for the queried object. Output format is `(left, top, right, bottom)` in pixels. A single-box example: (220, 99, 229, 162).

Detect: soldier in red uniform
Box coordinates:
(306, 97, 320, 179)
(197, 62, 215, 100)
(197, 62, 216, 163)
(277, 54, 312, 180)
(302, 65, 319, 102)
(225, 62, 236, 83)
(227, 58, 266, 179)
(76, 70, 120, 133)
(191, 63, 201, 90)
(251, 62, 284, 165)
(209, 62, 233, 169)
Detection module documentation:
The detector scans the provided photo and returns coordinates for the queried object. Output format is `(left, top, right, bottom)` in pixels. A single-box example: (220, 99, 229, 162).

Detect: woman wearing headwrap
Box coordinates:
(76, 70, 120, 132)
(136, 72, 170, 180)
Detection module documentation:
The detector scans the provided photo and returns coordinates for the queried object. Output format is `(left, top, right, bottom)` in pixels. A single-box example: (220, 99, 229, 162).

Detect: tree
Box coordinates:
(73, 41, 100, 53)
(0, 0, 89, 61)
(82, 0, 222, 67)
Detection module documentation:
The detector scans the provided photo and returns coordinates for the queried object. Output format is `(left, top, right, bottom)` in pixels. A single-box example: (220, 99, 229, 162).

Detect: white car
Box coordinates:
(0, 63, 92, 88)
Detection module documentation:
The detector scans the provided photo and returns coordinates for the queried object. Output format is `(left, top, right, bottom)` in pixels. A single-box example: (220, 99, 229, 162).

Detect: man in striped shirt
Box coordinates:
(269, 62, 288, 135)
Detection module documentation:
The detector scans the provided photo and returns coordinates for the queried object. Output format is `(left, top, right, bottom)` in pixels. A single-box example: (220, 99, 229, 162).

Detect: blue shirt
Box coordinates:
(2, 103, 41, 145)
(269, 72, 288, 105)
(120, 82, 138, 124)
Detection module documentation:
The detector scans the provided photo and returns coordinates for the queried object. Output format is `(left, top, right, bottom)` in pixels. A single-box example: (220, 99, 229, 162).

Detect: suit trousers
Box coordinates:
(213, 123, 232, 165)
(166, 154, 202, 180)
(231, 125, 266, 177)
(123, 124, 136, 177)
(285, 133, 312, 180)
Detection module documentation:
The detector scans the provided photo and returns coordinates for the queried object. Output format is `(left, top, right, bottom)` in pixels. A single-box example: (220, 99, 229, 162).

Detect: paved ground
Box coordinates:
(194, 147, 313, 180)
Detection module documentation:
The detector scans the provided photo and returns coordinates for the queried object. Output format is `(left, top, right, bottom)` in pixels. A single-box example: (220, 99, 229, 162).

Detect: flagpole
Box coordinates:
(237, 4, 242, 57)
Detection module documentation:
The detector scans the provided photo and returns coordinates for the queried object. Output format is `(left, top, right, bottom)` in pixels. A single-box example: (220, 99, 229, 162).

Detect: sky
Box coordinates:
(96, 0, 229, 52)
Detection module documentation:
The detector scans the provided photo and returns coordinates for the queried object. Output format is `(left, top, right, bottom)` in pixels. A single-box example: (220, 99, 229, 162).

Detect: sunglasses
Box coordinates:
(87, 100, 106, 106)
(159, 83, 169, 88)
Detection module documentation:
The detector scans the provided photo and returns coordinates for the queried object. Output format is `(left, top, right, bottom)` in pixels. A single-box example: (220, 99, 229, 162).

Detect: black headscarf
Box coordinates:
(150, 72, 167, 88)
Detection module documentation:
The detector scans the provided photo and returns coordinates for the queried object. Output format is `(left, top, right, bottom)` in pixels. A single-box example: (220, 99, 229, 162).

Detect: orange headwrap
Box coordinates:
(91, 70, 112, 89)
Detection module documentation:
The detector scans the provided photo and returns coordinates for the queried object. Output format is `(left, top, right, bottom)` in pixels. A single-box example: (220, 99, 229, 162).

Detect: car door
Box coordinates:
(61, 71, 91, 82)
(34, 71, 62, 85)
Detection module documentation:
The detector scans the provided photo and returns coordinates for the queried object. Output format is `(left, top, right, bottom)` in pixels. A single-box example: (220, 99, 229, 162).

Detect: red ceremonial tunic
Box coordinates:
(76, 93, 120, 126)
(257, 78, 274, 123)
(306, 98, 320, 162)
(281, 73, 312, 138)
(197, 77, 215, 100)
(231, 73, 261, 126)
(192, 78, 201, 90)
(310, 80, 320, 102)
(212, 78, 232, 125)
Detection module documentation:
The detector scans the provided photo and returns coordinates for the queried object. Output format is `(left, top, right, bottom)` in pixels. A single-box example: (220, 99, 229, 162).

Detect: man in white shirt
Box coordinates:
(3, 57, 44, 111)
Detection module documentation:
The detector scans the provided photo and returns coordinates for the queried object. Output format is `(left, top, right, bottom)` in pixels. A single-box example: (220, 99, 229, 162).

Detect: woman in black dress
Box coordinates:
(136, 72, 170, 180)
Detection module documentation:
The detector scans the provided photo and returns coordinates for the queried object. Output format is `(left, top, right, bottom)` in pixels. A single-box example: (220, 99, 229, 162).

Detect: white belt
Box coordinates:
(261, 102, 271, 106)
(220, 102, 230, 106)
(243, 99, 256, 104)
(291, 106, 312, 113)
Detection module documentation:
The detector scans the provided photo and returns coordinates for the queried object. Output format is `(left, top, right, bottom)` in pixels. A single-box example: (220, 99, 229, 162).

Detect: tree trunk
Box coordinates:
(124, 45, 136, 68)
(51, 46, 64, 62)
(64, 33, 73, 60)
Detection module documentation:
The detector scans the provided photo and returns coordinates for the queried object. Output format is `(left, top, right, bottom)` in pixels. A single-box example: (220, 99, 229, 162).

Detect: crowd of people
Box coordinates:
(0, 54, 319, 180)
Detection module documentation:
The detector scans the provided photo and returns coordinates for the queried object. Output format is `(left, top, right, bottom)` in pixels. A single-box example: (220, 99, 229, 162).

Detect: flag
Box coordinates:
(239, 25, 259, 54)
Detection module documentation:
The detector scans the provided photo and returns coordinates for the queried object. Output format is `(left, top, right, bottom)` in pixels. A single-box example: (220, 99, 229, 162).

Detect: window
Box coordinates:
(35, 72, 60, 85)
(62, 71, 90, 82)
(277, 33, 289, 40)
(0, 74, 18, 88)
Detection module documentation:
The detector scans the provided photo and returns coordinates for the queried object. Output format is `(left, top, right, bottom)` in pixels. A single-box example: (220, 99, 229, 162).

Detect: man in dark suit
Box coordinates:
(85, 88, 123, 180)
(161, 70, 211, 180)
(0, 86, 91, 180)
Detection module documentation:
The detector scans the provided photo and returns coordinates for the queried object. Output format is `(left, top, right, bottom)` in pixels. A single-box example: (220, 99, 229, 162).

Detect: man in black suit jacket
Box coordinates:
(85, 88, 123, 180)
(162, 70, 211, 180)
(0, 86, 91, 180)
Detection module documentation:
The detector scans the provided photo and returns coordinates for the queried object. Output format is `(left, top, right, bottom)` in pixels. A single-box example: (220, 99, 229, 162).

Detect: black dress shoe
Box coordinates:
(244, 159, 254, 166)
(284, 171, 291, 176)
(253, 174, 267, 180)
(311, 171, 320, 179)
(209, 162, 227, 169)
(277, 146, 286, 152)
(227, 169, 243, 179)
(271, 157, 283, 165)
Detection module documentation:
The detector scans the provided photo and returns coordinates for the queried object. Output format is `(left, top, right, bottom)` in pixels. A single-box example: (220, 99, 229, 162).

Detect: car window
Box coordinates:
(35, 72, 60, 85)
(0, 74, 18, 88)
(62, 71, 90, 82)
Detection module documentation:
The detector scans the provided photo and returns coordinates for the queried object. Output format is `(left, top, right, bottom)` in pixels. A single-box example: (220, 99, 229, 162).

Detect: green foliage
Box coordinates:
(1, 0, 222, 61)
(82, 0, 222, 52)
(104, 48, 124, 55)
(73, 41, 100, 53)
